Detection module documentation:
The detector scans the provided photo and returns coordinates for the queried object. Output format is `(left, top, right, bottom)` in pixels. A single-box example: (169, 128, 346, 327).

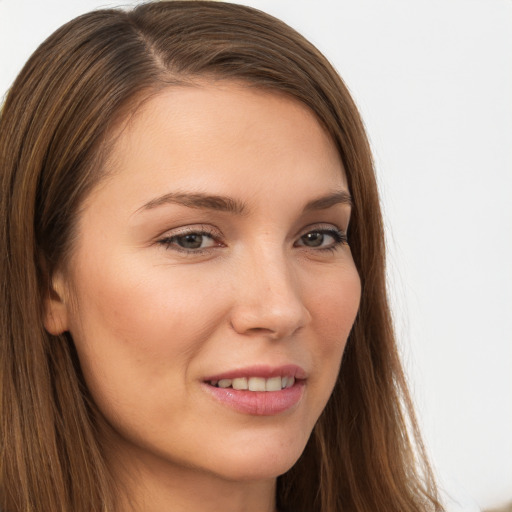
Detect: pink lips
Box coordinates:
(202, 364, 306, 416)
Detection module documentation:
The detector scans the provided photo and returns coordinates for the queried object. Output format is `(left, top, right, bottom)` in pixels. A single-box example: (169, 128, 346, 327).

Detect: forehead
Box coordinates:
(86, 82, 348, 219)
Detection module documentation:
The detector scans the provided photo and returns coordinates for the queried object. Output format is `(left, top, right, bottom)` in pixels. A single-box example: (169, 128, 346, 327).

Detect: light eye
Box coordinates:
(300, 231, 329, 247)
(173, 233, 215, 250)
(158, 229, 220, 252)
(295, 228, 347, 250)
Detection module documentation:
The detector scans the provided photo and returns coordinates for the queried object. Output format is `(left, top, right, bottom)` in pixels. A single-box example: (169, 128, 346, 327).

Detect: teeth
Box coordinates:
(265, 376, 282, 391)
(232, 377, 248, 390)
(218, 379, 232, 388)
(210, 376, 296, 391)
(248, 377, 266, 391)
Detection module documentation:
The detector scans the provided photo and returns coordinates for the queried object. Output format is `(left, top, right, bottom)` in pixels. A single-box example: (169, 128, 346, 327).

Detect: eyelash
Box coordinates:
(157, 225, 348, 255)
(295, 228, 348, 253)
(158, 226, 222, 255)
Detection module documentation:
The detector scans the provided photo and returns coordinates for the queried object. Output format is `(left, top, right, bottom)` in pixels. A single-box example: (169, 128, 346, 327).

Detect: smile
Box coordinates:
(209, 376, 295, 391)
(202, 365, 306, 415)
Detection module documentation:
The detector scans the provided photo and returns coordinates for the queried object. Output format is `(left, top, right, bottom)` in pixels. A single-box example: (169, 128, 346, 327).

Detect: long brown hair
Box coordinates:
(0, 2, 443, 511)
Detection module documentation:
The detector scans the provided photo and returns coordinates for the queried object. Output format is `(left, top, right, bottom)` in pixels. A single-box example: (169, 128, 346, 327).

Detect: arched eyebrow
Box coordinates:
(136, 192, 247, 215)
(136, 189, 351, 216)
(302, 190, 352, 211)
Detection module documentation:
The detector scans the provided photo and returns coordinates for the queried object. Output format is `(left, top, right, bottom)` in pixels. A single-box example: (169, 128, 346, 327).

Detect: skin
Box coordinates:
(45, 82, 361, 512)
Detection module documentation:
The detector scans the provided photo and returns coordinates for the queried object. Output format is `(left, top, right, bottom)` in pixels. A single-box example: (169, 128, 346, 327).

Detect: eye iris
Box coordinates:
(178, 233, 203, 249)
(303, 232, 324, 247)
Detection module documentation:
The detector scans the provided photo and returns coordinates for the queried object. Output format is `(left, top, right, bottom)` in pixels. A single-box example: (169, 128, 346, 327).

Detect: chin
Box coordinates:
(198, 427, 311, 482)
(211, 455, 300, 483)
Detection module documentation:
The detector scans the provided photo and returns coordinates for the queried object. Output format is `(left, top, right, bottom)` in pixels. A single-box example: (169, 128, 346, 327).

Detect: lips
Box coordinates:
(202, 365, 306, 415)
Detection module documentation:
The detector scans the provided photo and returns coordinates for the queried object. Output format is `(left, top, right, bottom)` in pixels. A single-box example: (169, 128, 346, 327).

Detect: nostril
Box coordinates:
(229, 310, 308, 340)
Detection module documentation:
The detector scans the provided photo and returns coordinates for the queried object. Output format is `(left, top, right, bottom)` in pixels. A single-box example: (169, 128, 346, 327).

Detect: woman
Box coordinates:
(0, 2, 443, 511)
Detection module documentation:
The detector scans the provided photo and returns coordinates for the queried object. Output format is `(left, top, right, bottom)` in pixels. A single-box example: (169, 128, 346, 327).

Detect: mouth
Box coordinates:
(202, 365, 306, 415)
(207, 376, 296, 391)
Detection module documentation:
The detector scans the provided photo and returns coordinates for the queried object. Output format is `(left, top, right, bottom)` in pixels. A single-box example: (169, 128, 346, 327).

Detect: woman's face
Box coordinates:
(47, 83, 361, 483)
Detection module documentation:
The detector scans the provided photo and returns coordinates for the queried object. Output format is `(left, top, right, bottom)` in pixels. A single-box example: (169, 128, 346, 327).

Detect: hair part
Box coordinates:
(0, 2, 442, 511)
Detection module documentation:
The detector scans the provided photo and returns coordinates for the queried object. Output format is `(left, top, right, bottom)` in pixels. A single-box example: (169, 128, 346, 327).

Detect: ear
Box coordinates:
(43, 271, 70, 335)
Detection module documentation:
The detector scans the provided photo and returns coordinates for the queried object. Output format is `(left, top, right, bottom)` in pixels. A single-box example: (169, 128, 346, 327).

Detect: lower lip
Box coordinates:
(202, 381, 305, 416)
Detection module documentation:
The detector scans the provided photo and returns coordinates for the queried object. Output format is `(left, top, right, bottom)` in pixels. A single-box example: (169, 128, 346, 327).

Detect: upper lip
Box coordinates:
(203, 364, 307, 382)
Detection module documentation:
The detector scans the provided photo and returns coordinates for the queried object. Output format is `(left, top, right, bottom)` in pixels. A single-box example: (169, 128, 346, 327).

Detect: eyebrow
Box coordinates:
(302, 190, 353, 211)
(137, 192, 247, 215)
(136, 189, 352, 215)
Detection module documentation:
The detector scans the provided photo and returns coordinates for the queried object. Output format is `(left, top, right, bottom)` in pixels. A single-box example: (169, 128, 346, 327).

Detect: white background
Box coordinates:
(1, 1, 511, 510)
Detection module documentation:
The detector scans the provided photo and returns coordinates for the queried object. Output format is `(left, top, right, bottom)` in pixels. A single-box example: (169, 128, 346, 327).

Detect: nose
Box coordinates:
(229, 248, 311, 340)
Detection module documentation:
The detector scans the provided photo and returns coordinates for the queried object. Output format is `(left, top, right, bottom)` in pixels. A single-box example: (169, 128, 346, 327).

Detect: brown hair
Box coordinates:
(0, 2, 443, 511)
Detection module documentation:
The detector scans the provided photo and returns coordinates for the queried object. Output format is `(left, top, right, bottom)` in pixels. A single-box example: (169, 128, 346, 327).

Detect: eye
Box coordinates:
(158, 227, 222, 253)
(173, 233, 215, 250)
(295, 228, 348, 251)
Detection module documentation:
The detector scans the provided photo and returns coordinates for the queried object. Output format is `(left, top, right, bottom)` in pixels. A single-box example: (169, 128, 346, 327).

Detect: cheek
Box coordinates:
(311, 260, 361, 336)
(66, 256, 222, 399)
(65, 260, 230, 452)
(308, 264, 361, 379)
